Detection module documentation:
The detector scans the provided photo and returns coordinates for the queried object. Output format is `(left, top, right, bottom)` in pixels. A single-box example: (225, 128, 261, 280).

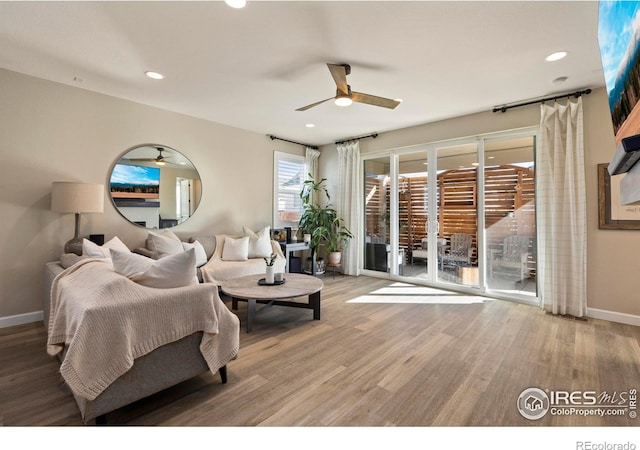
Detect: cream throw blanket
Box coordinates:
(47, 258, 240, 401)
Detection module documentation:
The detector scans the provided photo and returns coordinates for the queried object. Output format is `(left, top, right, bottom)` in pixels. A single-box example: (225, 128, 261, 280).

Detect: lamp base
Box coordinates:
(64, 213, 83, 256)
(64, 237, 83, 256)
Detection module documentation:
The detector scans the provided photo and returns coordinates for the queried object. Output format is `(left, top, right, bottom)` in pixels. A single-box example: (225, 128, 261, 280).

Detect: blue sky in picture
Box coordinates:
(598, 0, 640, 107)
(110, 164, 160, 186)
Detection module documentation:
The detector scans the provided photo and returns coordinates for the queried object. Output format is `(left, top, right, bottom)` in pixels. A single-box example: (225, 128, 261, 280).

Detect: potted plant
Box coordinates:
(322, 216, 354, 266)
(298, 174, 353, 272)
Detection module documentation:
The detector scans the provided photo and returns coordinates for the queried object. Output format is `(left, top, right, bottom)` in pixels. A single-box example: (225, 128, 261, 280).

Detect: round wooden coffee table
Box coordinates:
(220, 273, 323, 332)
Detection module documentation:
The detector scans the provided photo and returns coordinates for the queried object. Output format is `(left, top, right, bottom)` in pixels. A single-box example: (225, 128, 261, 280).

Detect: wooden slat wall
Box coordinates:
(439, 169, 478, 256)
(365, 175, 385, 239)
(365, 165, 536, 268)
(484, 165, 536, 273)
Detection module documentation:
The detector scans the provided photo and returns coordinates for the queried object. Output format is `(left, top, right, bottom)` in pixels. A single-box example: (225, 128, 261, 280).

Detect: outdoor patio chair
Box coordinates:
(488, 234, 530, 280)
(442, 233, 474, 267)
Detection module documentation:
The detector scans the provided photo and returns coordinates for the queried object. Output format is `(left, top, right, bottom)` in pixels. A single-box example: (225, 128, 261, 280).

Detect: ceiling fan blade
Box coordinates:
(352, 91, 401, 109)
(327, 63, 349, 94)
(295, 97, 334, 111)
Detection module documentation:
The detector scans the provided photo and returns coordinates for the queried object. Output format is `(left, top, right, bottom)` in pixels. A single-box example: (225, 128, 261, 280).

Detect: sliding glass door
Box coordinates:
(484, 135, 536, 297)
(433, 142, 479, 288)
(363, 157, 392, 273)
(362, 129, 538, 301)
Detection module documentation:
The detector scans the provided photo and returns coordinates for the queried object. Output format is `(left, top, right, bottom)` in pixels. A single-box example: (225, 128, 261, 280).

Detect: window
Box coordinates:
(273, 152, 305, 229)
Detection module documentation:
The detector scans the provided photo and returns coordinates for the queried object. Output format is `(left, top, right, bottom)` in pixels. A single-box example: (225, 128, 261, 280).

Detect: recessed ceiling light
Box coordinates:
(553, 76, 568, 84)
(225, 0, 246, 8)
(305, 123, 315, 128)
(145, 71, 164, 80)
(546, 51, 567, 62)
(471, 162, 479, 167)
(488, 156, 495, 160)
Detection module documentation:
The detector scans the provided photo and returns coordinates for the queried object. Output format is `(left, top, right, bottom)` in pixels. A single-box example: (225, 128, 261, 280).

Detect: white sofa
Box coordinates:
(199, 235, 286, 286)
(133, 233, 286, 286)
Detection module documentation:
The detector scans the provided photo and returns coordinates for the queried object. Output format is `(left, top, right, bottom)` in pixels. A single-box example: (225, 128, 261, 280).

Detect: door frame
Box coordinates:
(360, 126, 540, 305)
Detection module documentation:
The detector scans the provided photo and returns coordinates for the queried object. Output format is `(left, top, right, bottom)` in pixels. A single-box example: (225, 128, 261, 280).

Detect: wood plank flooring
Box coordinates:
(1, 275, 639, 426)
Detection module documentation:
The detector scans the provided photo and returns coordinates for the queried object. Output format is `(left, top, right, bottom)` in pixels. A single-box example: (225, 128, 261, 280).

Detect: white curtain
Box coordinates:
(305, 147, 320, 179)
(336, 140, 362, 275)
(537, 97, 587, 317)
(305, 147, 321, 203)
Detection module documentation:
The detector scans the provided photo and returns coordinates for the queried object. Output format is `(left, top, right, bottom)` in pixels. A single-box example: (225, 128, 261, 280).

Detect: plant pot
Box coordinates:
(265, 265, 275, 284)
(327, 251, 342, 266)
(303, 257, 325, 275)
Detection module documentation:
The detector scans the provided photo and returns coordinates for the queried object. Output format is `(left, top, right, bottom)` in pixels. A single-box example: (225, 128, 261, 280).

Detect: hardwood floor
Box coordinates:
(1, 275, 640, 427)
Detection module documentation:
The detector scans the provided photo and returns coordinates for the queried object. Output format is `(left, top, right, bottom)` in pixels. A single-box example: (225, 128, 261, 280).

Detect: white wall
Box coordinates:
(319, 87, 640, 321)
(3, 67, 637, 325)
(0, 69, 302, 323)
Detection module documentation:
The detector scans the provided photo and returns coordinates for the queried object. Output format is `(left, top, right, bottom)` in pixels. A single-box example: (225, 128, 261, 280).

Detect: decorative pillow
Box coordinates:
(182, 240, 208, 267)
(148, 232, 184, 258)
(82, 236, 129, 259)
(161, 229, 181, 242)
(221, 236, 250, 261)
(111, 248, 198, 288)
(243, 225, 272, 258)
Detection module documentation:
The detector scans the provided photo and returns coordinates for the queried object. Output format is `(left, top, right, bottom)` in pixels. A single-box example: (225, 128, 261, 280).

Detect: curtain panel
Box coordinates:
(537, 98, 587, 317)
(305, 147, 321, 204)
(336, 141, 362, 275)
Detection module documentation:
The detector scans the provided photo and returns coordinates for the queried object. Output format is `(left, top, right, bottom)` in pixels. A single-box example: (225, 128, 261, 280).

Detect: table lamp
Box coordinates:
(51, 182, 104, 255)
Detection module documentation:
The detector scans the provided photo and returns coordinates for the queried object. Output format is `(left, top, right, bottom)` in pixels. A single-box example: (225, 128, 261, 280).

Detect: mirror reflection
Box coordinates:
(109, 144, 202, 229)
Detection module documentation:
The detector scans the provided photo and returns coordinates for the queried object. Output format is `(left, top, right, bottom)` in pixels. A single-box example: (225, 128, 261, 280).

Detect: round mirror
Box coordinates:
(108, 144, 202, 229)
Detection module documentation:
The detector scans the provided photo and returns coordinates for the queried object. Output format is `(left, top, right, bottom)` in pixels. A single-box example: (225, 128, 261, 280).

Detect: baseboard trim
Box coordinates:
(1, 307, 637, 328)
(587, 307, 640, 327)
(0, 311, 43, 329)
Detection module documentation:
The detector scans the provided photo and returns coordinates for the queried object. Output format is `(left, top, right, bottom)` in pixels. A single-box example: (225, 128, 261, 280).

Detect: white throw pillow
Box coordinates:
(182, 240, 208, 267)
(82, 236, 129, 259)
(221, 236, 250, 261)
(111, 248, 198, 288)
(148, 232, 184, 258)
(243, 225, 272, 258)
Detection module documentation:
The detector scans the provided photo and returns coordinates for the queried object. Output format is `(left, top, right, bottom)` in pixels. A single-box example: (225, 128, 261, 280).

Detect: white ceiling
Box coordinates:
(0, 1, 605, 147)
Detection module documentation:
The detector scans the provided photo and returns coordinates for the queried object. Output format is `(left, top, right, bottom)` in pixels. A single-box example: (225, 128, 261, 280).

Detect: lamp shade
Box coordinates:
(51, 182, 104, 214)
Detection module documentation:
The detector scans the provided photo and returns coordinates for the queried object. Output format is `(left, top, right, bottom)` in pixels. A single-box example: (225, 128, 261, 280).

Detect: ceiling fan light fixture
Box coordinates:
(155, 160, 166, 166)
(334, 95, 352, 107)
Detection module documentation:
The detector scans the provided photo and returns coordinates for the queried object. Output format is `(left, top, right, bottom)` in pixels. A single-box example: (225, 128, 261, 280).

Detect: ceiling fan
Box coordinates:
(296, 63, 401, 111)
(128, 147, 170, 165)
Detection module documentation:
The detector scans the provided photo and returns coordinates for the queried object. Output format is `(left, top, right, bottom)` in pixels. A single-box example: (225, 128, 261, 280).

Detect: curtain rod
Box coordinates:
(268, 134, 318, 150)
(335, 133, 378, 145)
(492, 88, 592, 113)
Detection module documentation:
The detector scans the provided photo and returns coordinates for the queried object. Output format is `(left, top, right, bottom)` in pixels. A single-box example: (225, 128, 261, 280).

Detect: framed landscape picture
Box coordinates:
(598, 163, 640, 229)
